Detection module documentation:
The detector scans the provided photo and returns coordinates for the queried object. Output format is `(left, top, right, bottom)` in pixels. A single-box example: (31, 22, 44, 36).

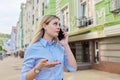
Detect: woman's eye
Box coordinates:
(53, 22, 60, 26)
(54, 22, 57, 25)
(59, 24, 61, 26)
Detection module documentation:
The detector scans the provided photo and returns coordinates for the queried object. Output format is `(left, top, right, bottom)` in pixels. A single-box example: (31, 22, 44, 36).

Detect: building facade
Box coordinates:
(56, 0, 95, 70)
(24, 0, 32, 48)
(10, 26, 17, 53)
(19, 3, 26, 50)
(55, 0, 120, 73)
(92, 0, 120, 73)
(68, 0, 120, 73)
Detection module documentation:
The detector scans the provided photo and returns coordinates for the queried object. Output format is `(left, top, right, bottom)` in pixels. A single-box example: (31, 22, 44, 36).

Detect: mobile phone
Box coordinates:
(58, 29, 64, 40)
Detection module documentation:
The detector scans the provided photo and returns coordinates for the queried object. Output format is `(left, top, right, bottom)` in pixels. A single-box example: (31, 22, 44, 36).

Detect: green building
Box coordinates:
(44, 0, 120, 74)
(44, 0, 56, 15)
(92, 0, 120, 74)
(20, 3, 25, 49)
(34, 0, 120, 74)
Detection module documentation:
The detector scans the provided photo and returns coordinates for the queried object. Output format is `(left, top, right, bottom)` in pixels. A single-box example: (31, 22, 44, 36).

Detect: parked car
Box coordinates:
(6, 53, 11, 56)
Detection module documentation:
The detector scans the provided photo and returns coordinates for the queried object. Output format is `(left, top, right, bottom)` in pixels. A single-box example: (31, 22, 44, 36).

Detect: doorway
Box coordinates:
(81, 41, 90, 62)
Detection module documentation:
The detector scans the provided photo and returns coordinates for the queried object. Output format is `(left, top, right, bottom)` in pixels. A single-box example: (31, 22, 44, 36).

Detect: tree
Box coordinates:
(0, 46, 2, 51)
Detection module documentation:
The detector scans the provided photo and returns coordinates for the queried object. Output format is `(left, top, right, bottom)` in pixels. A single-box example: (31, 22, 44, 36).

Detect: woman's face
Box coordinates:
(44, 18, 60, 38)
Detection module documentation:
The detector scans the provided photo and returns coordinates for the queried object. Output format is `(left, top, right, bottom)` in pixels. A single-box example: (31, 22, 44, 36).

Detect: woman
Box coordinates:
(20, 15, 77, 80)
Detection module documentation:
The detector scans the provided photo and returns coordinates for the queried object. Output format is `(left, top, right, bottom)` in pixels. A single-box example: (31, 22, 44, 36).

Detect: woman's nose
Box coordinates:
(57, 25, 60, 29)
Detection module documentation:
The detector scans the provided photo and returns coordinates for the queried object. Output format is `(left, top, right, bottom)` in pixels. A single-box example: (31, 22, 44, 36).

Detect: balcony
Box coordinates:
(110, 0, 120, 13)
(76, 16, 93, 28)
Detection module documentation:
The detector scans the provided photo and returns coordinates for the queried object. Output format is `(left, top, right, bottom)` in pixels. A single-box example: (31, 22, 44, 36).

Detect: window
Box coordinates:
(77, 0, 93, 28)
(95, 42, 98, 49)
(81, 1, 87, 18)
(32, 15, 34, 25)
(94, 41, 99, 64)
(44, 0, 50, 8)
(37, 0, 39, 4)
(36, 18, 38, 21)
(42, 3, 44, 16)
(61, 6, 69, 32)
(110, 0, 120, 13)
(32, 1, 34, 10)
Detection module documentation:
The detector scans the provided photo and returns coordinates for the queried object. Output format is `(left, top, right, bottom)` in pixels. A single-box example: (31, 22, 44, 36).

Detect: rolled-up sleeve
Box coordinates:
(20, 48, 35, 80)
(64, 53, 76, 72)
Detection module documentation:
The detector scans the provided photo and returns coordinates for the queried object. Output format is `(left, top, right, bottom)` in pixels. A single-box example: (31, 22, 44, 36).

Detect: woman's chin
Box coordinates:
(54, 34, 58, 37)
(53, 35, 58, 39)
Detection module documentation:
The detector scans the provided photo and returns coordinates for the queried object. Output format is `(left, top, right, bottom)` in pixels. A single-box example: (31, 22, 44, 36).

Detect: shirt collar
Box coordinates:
(40, 38, 56, 47)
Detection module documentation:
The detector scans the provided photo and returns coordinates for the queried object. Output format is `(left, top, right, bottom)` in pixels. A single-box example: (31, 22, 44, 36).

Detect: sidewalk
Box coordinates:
(0, 56, 22, 80)
(64, 70, 120, 80)
(0, 56, 120, 80)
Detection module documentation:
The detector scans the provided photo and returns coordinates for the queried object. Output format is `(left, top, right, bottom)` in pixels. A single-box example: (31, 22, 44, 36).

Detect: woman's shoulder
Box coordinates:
(27, 41, 43, 49)
(25, 42, 39, 52)
(24, 43, 40, 57)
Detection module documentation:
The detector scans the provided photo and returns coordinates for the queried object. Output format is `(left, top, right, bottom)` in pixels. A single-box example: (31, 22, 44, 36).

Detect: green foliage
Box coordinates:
(0, 33, 10, 48)
(0, 46, 7, 53)
(2, 49, 7, 53)
(0, 33, 10, 38)
(0, 46, 2, 50)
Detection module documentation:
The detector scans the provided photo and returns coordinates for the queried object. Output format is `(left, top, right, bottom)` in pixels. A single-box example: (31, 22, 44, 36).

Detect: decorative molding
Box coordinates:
(104, 24, 120, 36)
(94, 0, 103, 4)
(69, 31, 98, 42)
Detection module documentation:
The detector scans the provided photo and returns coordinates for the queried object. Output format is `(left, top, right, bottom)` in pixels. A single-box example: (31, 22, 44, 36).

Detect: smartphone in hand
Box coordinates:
(58, 29, 64, 40)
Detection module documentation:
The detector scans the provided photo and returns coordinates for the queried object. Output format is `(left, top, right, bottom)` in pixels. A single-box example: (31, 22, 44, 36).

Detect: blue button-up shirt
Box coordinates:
(20, 38, 76, 80)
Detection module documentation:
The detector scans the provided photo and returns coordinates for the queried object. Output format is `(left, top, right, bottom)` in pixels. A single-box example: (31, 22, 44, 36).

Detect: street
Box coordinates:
(0, 56, 120, 80)
(0, 56, 22, 80)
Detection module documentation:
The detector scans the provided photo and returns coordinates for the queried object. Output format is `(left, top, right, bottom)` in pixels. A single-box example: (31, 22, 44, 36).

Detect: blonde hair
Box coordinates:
(31, 15, 60, 44)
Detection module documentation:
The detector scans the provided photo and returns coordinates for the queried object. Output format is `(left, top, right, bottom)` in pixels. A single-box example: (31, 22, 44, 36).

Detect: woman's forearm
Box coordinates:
(63, 44, 77, 70)
(26, 68, 38, 80)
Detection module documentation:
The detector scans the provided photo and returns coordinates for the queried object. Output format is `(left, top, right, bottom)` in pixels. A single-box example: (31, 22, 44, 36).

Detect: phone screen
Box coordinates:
(58, 29, 64, 40)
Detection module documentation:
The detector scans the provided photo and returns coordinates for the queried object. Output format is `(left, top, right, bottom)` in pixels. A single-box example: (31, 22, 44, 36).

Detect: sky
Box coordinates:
(0, 0, 26, 34)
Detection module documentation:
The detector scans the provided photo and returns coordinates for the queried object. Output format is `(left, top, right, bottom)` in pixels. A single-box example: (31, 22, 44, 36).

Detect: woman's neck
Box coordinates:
(43, 34, 53, 43)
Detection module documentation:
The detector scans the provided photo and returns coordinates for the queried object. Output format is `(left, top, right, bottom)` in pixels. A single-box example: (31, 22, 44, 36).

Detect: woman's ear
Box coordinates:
(42, 23, 46, 30)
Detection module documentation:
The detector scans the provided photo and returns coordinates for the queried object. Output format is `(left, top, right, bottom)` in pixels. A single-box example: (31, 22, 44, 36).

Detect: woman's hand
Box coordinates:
(35, 59, 61, 70)
(60, 32, 68, 46)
